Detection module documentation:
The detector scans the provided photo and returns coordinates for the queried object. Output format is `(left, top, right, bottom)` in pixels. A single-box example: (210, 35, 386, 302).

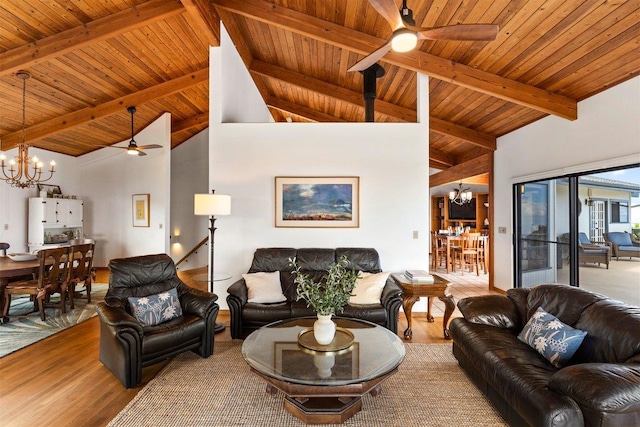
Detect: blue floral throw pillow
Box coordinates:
(128, 288, 183, 327)
(518, 306, 587, 367)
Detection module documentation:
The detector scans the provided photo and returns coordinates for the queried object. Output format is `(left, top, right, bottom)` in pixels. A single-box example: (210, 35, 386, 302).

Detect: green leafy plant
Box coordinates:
(290, 255, 360, 315)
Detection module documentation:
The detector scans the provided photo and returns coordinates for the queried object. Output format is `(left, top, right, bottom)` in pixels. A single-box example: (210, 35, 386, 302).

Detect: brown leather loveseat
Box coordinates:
(226, 247, 403, 339)
(450, 284, 640, 427)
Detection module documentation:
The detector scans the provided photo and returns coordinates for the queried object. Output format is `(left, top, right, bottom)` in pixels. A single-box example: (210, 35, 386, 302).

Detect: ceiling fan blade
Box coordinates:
(415, 24, 499, 41)
(136, 144, 163, 150)
(98, 145, 129, 149)
(136, 150, 147, 156)
(368, 0, 404, 30)
(348, 42, 392, 72)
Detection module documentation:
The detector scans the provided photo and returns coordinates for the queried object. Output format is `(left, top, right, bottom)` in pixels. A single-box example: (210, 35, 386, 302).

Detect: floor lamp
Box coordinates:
(194, 190, 231, 332)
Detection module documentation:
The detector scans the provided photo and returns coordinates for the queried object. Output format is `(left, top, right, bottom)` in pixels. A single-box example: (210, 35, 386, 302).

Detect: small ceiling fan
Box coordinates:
(348, 0, 499, 72)
(103, 106, 162, 156)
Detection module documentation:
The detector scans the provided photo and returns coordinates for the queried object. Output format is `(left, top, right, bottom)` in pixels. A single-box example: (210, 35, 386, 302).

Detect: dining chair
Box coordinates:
(477, 236, 488, 274)
(67, 241, 96, 308)
(2, 246, 71, 321)
(430, 232, 446, 270)
(451, 233, 481, 276)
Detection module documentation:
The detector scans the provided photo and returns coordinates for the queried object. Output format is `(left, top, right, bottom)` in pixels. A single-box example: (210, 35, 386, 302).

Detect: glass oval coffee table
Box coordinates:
(242, 317, 405, 424)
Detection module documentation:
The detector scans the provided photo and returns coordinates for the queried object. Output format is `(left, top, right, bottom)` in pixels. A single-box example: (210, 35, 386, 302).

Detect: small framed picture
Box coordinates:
(37, 183, 62, 198)
(132, 194, 150, 227)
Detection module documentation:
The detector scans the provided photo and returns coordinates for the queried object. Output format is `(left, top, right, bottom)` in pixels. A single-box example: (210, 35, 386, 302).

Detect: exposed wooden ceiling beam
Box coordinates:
(430, 153, 491, 188)
(172, 112, 209, 132)
(180, 0, 221, 47)
(251, 60, 416, 121)
(253, 60, 493, 151)
(430, 117, 496, 151)
(0, 0, 185, 78)
(214, 0, 578, 120)
(1, 68, 209, 150)
(266, 97, 348, 122)
(429, 148, 456, 168)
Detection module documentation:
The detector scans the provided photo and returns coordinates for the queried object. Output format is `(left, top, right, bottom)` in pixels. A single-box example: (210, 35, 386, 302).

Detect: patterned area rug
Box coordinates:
(109, 342, 507, 427)
(0, 283, 107, 358)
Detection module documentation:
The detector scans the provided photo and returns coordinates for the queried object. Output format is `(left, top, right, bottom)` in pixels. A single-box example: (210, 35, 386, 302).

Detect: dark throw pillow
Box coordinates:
(128, 287, 183, 326)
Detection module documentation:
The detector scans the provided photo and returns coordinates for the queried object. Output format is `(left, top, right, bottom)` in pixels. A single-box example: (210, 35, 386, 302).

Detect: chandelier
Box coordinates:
(449, 182, 473, 206)
(0, 71, 55, 188)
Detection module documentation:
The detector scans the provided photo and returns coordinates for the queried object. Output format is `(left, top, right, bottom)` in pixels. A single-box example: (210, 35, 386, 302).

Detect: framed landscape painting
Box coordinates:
(275, 176, 359, 228)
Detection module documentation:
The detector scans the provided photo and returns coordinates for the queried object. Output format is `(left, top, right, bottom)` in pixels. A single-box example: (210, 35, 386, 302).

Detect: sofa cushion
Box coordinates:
(128, 288, 182, 326)
(605, 232, 633, 246)
(243, 271, 287, 303)
(457, 294, 521, 329)
(518, 307, 587, 367)
(349, 271, 389, 305)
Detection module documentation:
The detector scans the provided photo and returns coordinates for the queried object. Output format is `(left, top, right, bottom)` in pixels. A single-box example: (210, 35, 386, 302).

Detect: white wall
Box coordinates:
(169, 128, 210, 269)
(493, 76, 640, 291)
(210, 123, 430, 309)
(79, 113, 172, 267)
(208, 31, 431, 310)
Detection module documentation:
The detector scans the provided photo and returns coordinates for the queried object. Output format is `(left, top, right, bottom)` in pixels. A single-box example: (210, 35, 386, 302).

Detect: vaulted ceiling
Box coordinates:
(0, 0, 638, 178)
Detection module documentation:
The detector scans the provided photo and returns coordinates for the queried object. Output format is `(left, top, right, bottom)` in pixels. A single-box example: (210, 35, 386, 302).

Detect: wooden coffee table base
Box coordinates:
(254, 369, 396, 424)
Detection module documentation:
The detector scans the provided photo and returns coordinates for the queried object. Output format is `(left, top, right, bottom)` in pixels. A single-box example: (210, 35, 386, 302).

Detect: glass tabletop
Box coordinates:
(191, 273, 232, 282)
(242, 317, 405, 386)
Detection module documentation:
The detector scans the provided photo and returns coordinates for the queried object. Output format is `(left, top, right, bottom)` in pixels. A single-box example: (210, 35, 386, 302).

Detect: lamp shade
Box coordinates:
(194, 193, 231, 216)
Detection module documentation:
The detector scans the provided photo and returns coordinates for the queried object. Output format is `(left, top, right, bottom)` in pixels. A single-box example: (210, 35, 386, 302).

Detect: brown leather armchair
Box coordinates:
(96, 254, 219, 388)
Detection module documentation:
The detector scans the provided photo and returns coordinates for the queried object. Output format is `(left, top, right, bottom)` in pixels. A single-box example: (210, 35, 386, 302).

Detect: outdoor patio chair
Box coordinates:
(578, 233, 610, 269)
(603, 232, 640, 260)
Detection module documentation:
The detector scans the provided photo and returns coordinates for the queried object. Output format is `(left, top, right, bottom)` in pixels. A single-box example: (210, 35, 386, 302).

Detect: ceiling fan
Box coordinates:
(103, 106, 162, 156)
(348, 0, 499, 72)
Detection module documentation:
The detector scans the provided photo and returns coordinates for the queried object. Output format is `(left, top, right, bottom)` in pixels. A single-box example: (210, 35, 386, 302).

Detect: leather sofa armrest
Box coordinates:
(177, 284, 219, 318)
(381, 277, 402, 306)
(95, 302, 144, 337)
(549, 363, 640, 415)
(227, 279, 248, 305)
(457, 294, 521, 330)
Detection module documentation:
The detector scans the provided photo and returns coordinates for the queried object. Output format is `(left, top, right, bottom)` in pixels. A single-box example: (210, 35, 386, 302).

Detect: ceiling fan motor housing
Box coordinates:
(400, 5, 415, 26)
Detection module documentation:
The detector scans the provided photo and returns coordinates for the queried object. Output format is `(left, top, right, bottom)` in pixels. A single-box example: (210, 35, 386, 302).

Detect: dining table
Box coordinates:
(0, 255, 42, 321)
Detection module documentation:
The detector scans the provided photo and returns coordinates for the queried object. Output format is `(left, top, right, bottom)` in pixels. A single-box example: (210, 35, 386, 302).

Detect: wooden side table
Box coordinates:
(391, 273, 455, 340)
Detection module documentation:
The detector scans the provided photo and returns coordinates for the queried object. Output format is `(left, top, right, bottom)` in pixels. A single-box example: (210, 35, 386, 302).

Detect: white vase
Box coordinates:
(313, 313, 336, 345)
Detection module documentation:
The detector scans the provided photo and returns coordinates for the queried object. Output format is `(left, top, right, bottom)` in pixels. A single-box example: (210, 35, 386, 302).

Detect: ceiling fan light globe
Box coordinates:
(127, 149, 139, 156)
(391, 29, 417, 52)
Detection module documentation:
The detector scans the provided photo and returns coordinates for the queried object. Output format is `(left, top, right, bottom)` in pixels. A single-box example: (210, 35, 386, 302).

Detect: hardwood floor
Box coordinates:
(0, 269, 493, 427)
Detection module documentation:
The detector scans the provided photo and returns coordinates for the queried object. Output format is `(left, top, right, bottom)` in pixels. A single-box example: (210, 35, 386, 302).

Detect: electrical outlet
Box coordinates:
(498, 226, 507, 234)
(3, 224, 7, 230)
(413, 231, 419, 239)
(159, 223, 163, 229)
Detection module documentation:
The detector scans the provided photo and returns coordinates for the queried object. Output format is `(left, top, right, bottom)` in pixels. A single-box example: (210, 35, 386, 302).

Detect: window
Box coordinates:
(610, 200, 629, 223)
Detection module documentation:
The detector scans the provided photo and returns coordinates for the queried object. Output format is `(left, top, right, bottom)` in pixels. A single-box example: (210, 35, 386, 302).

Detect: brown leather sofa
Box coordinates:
(450, 284, 640, 427)
(96, 254, 220, 388)
(226, 247, 403, 339)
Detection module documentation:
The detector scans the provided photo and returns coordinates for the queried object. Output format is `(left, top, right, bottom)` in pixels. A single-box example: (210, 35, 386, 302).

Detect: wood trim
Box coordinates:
(430, 117, 496, 151)
(181, 0, 221, 47)
(0, 0, 185, 78)
(214, 0, 578, 120)
(266, 97, 348, 122)
(172, 112, 209, 132)
(429, 154, 491, 187)
(250, 60, 416, 122)
(1, 68, 209, 150)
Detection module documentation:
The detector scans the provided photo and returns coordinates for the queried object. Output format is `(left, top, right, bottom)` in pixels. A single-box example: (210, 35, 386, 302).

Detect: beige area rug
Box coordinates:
(108, 342, 507, 427)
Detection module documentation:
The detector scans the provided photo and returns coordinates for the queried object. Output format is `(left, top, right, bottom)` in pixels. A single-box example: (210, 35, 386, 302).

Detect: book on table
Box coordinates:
(403, 270, 434, 284)
(405, 270, 431, 279)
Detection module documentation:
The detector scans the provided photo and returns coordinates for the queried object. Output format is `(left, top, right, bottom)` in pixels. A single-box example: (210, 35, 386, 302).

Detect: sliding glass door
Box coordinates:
(514, 163, 639, 306)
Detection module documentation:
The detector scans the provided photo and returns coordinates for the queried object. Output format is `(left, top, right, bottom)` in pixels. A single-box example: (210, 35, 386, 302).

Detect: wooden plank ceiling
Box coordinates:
(0, 0, 638, 178)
